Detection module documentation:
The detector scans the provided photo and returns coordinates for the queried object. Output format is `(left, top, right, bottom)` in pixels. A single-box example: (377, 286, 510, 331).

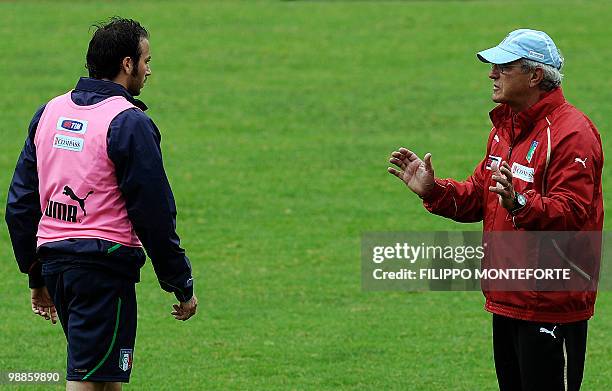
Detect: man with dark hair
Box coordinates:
(86, 18, 150, 82)
(6, 17, 197, 391)
(388, 29, 602, 390)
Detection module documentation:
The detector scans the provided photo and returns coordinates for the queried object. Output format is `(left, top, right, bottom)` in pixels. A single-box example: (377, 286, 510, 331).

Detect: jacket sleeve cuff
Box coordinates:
(28, 263, 45, 288)
(160, 270, 194, 302)
(174, 285, 194, 302)
(421, 179, 446, 204)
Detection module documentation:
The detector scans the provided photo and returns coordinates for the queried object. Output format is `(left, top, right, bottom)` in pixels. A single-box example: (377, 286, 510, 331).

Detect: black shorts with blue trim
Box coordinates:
(44, 266, 137, 382)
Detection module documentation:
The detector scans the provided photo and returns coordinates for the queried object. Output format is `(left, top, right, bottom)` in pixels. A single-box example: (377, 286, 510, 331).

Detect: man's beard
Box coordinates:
(128, 67, 143, 96)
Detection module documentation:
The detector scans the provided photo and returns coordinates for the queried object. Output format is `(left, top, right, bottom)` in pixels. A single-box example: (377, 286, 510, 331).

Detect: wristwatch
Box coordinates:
(511, 192, 527, 213)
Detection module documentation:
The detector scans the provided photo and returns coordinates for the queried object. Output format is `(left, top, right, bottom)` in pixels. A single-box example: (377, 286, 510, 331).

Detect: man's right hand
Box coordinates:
(171, 294, 198, 321)
(31, 286, 57, 324)
(388, 147, 435, 198)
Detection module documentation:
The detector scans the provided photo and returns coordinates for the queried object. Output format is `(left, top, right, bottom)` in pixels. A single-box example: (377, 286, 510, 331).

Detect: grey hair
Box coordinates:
(520, 58, 564, 91)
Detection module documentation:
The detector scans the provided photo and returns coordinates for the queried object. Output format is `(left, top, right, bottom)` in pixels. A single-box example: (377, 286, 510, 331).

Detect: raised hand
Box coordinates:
(489, 160, 515, 210)
(388, 147, 435, 198)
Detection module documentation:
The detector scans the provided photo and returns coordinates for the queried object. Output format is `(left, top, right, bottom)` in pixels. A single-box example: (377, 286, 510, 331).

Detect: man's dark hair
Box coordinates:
(86, 17, 149, 80)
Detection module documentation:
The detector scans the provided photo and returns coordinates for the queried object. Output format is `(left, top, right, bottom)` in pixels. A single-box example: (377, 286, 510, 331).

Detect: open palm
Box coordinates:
(388, 147, 435, 198)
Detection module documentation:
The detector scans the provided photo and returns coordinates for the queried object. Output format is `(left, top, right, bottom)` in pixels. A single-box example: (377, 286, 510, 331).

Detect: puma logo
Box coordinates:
(574, 157, 587, 168)
(539, 326, 557, 339)
(63, 186, 93, 216)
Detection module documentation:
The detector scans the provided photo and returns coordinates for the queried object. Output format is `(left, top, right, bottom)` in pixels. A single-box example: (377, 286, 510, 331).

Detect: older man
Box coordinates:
(388, 29, 602, 391)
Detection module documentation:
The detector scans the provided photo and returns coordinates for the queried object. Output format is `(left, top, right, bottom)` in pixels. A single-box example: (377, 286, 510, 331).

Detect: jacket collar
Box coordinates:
(489, 88, 566, 139)
(74, 77, 148, 111)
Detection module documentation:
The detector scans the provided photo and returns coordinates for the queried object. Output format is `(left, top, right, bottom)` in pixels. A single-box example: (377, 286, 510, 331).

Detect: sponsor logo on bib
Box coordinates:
(53, 134, 84, 152)
(56, 117, 88, 134)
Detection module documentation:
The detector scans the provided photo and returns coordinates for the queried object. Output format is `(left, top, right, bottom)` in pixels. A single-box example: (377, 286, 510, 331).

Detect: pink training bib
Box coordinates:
(34, 91, 142, 248)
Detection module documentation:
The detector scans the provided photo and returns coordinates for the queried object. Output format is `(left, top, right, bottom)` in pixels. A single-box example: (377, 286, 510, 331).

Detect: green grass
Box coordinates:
(1, 1, 611, 389)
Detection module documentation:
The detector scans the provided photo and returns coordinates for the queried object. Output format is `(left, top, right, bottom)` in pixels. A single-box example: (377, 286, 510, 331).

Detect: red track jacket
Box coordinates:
(423, 88, 603, 323)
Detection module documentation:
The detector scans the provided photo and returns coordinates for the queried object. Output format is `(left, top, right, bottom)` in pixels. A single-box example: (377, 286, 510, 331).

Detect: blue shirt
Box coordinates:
(5, 77, 194, 302)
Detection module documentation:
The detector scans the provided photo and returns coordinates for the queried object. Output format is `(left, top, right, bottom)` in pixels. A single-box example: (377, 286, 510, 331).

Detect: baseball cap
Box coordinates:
(477, 29, 563, 69)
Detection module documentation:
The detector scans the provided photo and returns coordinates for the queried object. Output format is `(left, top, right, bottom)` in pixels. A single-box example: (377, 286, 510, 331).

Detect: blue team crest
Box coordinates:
(526, 140, 539, 163)
(119, 349, 133, 371)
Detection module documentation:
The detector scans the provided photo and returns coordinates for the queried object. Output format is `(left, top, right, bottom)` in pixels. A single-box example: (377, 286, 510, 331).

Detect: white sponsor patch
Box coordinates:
(486, 155, 502, 170)
(56, 117, 88, 134)
(53, 134, 84, 152)
(511, 162, 534, 183)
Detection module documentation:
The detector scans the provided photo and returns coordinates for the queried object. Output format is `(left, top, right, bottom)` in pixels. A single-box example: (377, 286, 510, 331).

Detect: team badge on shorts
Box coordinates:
(119, 349, 133, 371)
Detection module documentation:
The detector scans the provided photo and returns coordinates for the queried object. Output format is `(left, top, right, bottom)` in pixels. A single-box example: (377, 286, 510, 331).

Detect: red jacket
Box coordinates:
(423, 88, 603, 323)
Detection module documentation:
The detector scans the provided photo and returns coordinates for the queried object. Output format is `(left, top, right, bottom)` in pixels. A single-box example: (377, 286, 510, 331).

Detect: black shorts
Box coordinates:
(44, 266, 137, 383)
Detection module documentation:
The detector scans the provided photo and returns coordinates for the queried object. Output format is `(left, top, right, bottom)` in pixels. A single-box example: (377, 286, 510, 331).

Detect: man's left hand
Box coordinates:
(489, 161, 516, 211)
(171, 294, 198, 321)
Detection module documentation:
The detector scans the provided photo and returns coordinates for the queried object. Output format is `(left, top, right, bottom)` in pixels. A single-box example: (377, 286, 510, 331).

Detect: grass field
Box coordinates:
(1, 1, 611, 389)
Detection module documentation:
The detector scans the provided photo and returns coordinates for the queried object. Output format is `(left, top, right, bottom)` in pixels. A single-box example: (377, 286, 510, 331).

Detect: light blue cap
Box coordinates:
(477, 29, 563, 69)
